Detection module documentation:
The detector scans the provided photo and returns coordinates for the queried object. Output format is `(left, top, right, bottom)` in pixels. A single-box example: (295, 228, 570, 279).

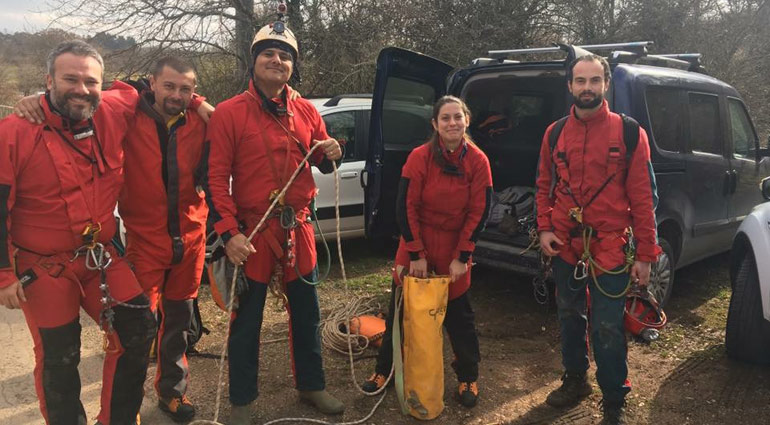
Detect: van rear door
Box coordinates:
(364, 47, 452, 239)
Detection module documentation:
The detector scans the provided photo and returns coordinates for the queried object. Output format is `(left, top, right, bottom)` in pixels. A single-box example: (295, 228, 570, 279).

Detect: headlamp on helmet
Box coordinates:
(250, 1, 299, 63)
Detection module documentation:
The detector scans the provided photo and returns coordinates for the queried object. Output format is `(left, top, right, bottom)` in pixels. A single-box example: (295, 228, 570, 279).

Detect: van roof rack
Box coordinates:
(487, 41, 707, 74)
(323, 94, 372, 107)
(488, 41, 653, 58)
(658, 53, 704, 72)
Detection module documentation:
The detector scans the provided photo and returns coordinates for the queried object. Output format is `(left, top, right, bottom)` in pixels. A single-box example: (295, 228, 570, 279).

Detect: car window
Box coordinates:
(728, 98, 756, 159)
(470, 93, 549, 146)
(645, 88, 681, 152)
(688, 92, 722, 155)
(383, 77, 434, 146)
(322, 111, 356, 161)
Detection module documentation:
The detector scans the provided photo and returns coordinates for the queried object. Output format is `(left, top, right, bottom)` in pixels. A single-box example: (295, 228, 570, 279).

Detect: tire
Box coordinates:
(648, 238, 675, 308)
(725, 250, 770, 365)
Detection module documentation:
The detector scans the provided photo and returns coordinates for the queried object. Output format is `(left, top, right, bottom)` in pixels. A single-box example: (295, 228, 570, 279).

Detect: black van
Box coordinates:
(362, 42, 770, 306)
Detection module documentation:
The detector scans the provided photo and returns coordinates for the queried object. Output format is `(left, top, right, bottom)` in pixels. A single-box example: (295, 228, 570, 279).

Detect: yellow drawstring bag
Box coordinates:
(393, 275, 450, 420)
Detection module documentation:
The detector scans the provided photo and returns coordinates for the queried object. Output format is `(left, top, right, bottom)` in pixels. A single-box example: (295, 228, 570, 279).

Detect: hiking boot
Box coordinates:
(361, 372, 389, 393)
(158, 395, 195, 422)
(545, 372, 592, 407)
(599, 399, 627, 425)
(298, 390, 345, 415)
(457, 381, 479, 408)
(229, 402, 252, 425)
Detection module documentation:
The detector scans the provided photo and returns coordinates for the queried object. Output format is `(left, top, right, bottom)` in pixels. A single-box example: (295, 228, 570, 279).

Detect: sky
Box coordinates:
(0, 0, 57, 34)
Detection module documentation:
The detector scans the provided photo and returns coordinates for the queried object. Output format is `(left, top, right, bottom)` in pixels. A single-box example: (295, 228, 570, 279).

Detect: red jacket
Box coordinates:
(207, 81, 332, 240)
(118, 90, 208, 265)
(0, 81, 139, 288)
(395, 138, 492, 299)
(535, 101, 661, 266)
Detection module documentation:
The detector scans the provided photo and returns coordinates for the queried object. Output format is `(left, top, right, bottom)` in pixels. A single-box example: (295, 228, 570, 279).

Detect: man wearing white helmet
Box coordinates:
(205, 16, 345, 424)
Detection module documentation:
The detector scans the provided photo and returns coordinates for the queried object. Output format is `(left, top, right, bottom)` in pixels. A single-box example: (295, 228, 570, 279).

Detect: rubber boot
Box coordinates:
(229, 402, 252, 425)
(298, 390, 345, 415)
(599, 399, 627, 425)
(545, 372, 593, 407)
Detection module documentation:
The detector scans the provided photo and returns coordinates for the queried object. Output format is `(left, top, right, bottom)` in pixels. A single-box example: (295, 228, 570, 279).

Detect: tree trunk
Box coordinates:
(234, 0, 255, 90)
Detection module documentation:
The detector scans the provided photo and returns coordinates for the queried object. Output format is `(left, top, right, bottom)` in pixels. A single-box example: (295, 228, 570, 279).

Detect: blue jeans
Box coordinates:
(552, 257, 630, 402)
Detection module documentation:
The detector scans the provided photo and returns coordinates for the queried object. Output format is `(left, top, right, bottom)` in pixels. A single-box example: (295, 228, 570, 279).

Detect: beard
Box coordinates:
(572, 91, 603, 109)
(161, 97, 186, 117)
(51, 83, 100, 121)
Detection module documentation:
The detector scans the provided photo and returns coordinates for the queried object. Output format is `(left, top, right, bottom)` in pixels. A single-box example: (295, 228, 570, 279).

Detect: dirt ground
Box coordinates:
(3, 238, 770, 424)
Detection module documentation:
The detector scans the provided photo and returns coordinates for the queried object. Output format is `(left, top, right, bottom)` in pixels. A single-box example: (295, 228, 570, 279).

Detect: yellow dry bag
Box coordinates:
(393, 275, 450, 420)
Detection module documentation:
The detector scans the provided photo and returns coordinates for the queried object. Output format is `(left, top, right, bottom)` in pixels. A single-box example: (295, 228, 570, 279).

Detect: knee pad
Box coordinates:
(39, 319, 82, 367)
(112, 294, 157, 349)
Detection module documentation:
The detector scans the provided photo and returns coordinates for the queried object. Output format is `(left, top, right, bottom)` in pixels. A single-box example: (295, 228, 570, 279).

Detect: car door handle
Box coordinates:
(340, 171, 358, 179)
(724, 171, 732, 196)
(730, 169, 738, 194)
(360, 169, 368, 188)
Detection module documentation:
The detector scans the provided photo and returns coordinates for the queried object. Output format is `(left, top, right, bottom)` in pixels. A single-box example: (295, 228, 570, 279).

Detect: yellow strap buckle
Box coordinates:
(269, 189, 285, 205)
(81, 222, 102, 249)
(568, 207, 583, 224)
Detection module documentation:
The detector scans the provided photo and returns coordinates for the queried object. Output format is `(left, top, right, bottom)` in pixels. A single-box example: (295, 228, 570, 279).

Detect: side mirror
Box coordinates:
(761, 176, 770, 201)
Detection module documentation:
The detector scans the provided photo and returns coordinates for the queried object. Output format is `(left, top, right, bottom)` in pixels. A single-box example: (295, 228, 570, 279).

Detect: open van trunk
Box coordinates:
(460, 69, 568, 273)
(365, 47, 584, 274)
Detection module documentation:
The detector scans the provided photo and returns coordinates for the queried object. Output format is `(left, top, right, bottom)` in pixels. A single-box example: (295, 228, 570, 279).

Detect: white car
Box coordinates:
(309, 95, 372, 240)
(725, 176, 770, 364)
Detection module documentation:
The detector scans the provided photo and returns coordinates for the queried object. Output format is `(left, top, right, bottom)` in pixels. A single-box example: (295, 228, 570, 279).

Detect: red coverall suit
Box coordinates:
(118, 88, 208, 400)
(0, 82, 156, 425)
(206, 82, 338, 405)
(373, 138, 492, 383)
(534, 100, 661, 402)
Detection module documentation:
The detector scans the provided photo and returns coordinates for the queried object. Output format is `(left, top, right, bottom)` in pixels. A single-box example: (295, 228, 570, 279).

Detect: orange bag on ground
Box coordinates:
(394, 275, 450, 420)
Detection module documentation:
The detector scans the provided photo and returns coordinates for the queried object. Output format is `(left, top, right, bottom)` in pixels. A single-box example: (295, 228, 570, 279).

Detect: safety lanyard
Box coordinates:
(49, 124, 104, 232)
(245, 89, 309, 190)
(263, 116, 293, 189)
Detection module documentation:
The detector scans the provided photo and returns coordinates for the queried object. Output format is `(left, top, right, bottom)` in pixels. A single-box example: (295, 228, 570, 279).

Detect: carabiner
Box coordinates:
(573, 260, 588, 280)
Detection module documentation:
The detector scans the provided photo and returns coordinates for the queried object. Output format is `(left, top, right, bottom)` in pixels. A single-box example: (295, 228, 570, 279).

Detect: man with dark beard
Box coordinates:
(534, 55, 660, 425)
(0, 40, 156, 425)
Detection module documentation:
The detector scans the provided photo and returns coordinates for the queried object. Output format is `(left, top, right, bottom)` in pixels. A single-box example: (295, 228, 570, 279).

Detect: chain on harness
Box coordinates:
(71, 222, 148, 333)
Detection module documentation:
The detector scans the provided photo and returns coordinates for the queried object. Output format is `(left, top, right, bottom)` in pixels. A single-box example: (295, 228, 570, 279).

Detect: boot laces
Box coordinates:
(368, 373, 387, 388)
(459, 381, 478, 396)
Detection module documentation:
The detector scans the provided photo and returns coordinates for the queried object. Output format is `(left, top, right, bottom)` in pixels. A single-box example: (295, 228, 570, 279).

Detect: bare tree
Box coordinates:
(46, 0, 279, 94)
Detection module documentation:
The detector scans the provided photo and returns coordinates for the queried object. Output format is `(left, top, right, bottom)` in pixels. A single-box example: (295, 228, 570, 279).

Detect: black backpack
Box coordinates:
(547, 113, 640, 199)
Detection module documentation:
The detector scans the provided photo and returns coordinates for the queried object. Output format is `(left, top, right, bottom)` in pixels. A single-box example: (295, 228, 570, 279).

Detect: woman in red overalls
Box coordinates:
(362, 96, 492, 408)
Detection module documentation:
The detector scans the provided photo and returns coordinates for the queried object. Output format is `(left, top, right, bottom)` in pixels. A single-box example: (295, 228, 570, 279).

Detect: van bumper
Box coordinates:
(473, 239, 541, 275)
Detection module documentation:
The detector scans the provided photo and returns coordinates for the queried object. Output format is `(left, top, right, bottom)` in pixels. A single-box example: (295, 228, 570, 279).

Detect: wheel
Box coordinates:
(648, 238, 675, 308)
(725, 250, 770, 364)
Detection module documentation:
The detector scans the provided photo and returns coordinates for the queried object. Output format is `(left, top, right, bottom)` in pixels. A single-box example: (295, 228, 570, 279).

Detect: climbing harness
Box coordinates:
(246, 88, 333, 288)
(71, 223, 149, 333)
(569, 209, 636, 299)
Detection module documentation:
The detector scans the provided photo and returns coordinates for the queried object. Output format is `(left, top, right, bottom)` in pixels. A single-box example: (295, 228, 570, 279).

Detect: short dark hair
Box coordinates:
(568, 54, 611, 82)
(47, 40, 104, 77)
(153, 56, 196, 83)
